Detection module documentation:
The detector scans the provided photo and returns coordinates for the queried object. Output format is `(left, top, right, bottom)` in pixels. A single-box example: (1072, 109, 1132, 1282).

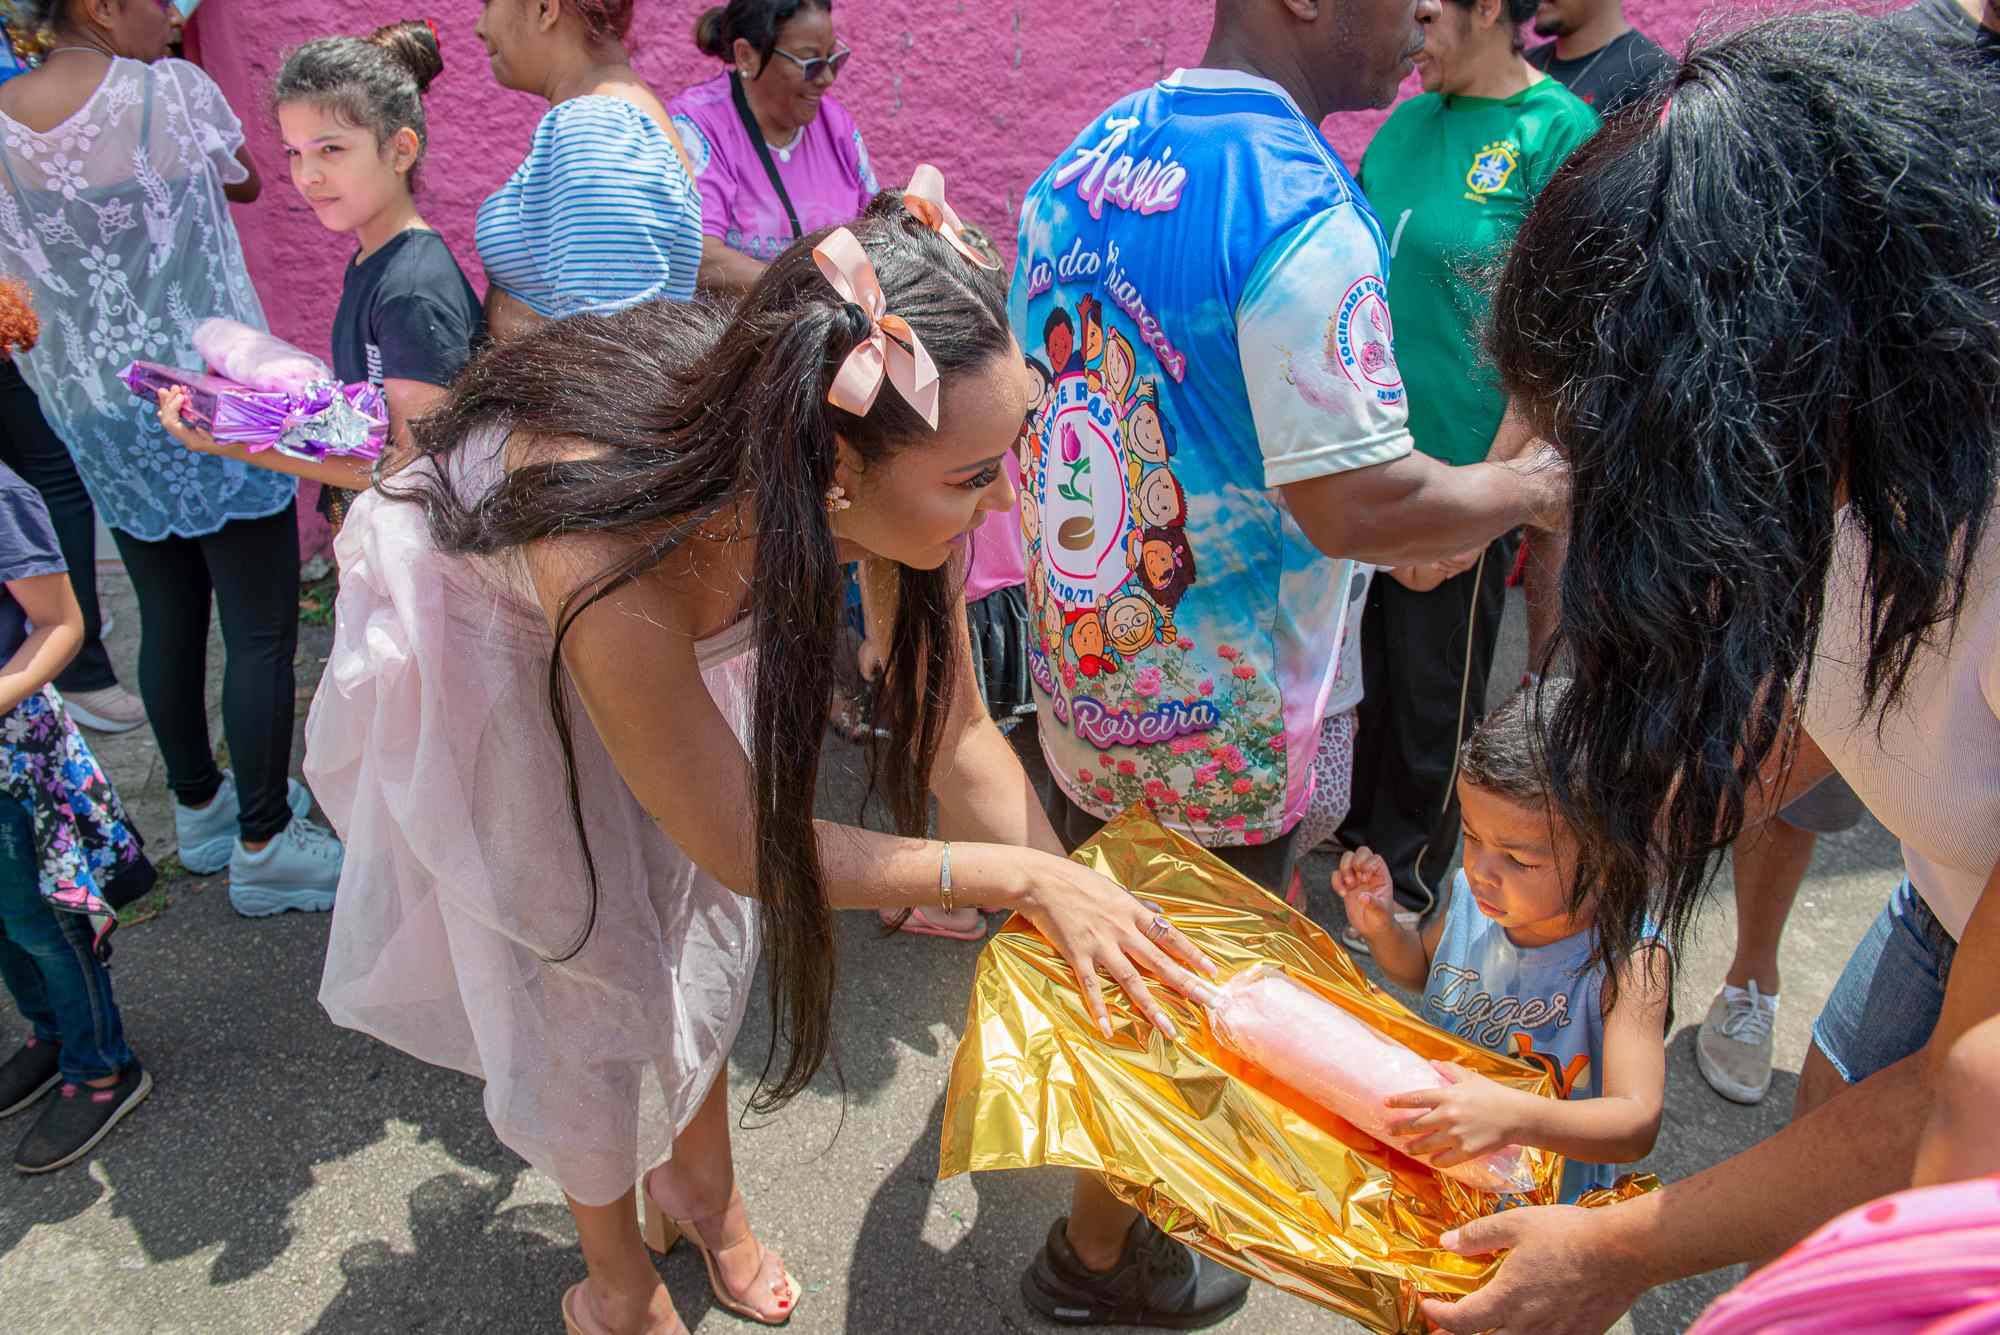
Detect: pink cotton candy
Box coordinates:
(192, 318, 331, 393)
(1200, 963, 1535, 1195)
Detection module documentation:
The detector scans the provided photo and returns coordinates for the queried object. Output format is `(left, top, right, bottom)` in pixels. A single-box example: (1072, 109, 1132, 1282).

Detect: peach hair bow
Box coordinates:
(903, 164, 999, 271)
(814, 227, 940, 429)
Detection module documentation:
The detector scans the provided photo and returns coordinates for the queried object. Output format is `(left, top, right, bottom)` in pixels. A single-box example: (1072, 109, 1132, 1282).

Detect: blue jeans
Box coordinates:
(0, 799, 131, 1083)
(1811, 879, 1957, 1085)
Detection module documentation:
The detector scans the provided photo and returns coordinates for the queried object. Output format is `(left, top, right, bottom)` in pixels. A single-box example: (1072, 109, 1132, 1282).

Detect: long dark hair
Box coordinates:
(1488, 13, 2000, 980)
(390, 198, 1010, 1110)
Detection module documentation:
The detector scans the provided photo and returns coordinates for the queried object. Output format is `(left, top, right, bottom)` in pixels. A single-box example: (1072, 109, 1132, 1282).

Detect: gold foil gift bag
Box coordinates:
(939, 808, 1650, 1334)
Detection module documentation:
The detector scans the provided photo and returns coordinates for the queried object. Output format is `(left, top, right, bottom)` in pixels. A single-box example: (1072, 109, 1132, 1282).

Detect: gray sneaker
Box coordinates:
(227, 816, 342, 918)
(1696, 982, 1778, 1105)
(174, 773, 313, 875)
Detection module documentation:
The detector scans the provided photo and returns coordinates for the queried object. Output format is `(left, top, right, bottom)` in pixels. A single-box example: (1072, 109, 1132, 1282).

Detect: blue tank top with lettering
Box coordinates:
(1421, 870, 1657, 1202)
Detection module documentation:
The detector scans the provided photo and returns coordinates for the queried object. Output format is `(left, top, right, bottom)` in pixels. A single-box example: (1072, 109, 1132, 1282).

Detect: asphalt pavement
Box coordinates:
(0, 572, 1904, 1333)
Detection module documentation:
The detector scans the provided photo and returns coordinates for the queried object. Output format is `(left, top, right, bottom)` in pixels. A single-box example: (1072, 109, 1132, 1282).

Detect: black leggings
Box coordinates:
(0, 361, 118, 695)
(1339, 532, 1518, 915)
(111, 506, 301, 842)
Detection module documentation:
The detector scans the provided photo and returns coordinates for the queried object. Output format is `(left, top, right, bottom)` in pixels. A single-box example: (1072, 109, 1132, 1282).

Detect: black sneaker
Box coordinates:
(0, 1038, 61, 1117)
(15, 1061, 150, 1174)
(1022, 1215, 1251, 1329)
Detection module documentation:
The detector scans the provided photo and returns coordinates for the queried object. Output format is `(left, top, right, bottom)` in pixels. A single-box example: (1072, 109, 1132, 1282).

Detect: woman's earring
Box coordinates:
(824, 485, 852, 514)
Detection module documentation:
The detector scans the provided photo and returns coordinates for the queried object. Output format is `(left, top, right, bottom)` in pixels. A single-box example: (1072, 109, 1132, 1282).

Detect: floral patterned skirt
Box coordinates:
(0, 687, 150, 947)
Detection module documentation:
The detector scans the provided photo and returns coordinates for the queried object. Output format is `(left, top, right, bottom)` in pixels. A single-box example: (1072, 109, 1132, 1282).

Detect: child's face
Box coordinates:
(279, 101, 415, 238)
(1456, 778, 1584, 945)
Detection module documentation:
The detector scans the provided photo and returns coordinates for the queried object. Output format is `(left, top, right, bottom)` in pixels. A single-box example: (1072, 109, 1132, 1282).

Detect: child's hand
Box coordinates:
(1384, 1062, 1524, 1167)
(155, 387, 235, 458)
(1333, 846, 1395, 939)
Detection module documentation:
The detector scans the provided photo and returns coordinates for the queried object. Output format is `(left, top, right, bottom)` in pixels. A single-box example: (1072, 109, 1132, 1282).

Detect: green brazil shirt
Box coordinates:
(1358, 78, 1598, 466)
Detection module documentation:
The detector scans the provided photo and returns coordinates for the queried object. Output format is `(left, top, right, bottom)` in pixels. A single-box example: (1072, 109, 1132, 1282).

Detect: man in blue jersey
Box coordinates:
(1012, 0, 1570, 1325)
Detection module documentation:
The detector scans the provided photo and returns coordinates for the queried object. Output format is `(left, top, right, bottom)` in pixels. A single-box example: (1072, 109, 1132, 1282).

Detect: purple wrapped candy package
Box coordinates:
(121, 361, 387, 462)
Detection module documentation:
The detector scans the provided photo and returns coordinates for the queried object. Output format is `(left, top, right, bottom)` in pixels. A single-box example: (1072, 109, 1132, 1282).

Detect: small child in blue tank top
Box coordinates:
(1334, 681, 1672, 1202)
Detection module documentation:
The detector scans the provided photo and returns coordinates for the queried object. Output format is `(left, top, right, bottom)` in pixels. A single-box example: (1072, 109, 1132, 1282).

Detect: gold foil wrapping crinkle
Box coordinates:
(939, 808, 1653, 1335)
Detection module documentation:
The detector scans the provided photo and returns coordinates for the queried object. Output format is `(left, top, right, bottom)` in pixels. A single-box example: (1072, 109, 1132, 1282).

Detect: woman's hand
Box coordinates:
(1389, 548, 1481, 593)
(1386, 1061, 1527, 1167)
(1333, 846, 1395, 937)
(1421, 1204, 1647, 1335)
(856, 634, 887, 685)
(1007, 847, 1217, 1041)
(155, 387, 242, 459)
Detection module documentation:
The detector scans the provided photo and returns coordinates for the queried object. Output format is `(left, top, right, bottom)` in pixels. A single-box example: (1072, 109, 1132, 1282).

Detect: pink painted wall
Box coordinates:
(183, 0, 1710, 555)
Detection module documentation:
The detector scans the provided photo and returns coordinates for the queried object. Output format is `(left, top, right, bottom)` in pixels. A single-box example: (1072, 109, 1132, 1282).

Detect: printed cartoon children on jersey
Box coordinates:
(1024, 290, 1289, 833)
(1032, 302, 1193, 678)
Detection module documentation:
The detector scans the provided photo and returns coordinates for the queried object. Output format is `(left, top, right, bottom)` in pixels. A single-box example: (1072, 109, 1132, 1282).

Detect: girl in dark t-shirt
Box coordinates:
(156, 23, 484, 537)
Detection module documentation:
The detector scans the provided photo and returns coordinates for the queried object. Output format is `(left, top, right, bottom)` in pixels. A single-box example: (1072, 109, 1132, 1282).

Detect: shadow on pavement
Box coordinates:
(0, 886, 513, 1286)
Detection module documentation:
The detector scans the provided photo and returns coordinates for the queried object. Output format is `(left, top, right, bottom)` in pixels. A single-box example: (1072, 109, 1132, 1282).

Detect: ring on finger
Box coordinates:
(1145, 912, 1170, 943)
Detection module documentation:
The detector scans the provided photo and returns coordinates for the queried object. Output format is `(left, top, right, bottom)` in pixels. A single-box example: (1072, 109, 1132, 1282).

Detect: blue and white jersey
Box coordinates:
(1012, 70, 1413, 845)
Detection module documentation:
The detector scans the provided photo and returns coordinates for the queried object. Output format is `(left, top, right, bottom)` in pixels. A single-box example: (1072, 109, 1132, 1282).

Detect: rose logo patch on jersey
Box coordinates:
(1329, 276, 1403, 404)
(1465, 141, 1520, 195)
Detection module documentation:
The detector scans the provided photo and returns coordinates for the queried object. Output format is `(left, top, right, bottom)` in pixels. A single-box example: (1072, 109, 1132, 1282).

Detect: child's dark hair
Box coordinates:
(273, 22, 444, 192)
(1457, 679, 1570, 808)
(1463, 681, 1673, 1012)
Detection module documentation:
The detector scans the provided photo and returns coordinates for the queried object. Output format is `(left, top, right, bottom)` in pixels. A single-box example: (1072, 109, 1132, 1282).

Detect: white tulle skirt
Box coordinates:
(305, 480, 761, 1207)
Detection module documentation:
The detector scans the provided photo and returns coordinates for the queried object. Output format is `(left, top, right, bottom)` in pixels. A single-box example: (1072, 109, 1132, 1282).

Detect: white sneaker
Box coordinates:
(174, 772, 313, 875)
(62, 685, 147, 734)
(1697, 982, 1779, 1105)
(227, 816, 342, 918)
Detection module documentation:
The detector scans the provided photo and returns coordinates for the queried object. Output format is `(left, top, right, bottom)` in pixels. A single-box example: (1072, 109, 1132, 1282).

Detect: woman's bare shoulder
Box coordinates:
(593, 78, 674, 134)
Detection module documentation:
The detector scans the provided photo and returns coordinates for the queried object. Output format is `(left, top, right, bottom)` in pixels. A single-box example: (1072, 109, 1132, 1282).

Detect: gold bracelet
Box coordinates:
(939, 841, 955, 913)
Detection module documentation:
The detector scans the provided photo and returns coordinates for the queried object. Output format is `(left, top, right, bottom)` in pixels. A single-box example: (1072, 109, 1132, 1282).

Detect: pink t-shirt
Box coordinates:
(964, 454, 1027, 604)
(667, 73, 878, 262)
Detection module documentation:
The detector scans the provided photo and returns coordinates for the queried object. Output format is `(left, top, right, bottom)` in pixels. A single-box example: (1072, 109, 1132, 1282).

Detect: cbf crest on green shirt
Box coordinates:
(1359, 78, 1598, 468)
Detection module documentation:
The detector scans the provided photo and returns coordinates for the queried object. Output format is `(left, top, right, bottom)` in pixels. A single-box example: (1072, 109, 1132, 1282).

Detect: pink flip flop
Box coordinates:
(880, 907, 987, 941)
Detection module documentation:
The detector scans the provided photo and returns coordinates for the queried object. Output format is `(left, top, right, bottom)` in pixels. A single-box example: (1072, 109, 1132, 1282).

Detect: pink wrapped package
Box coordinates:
(192, 317, 331, 393)
(1199, 963, 1535, 1195)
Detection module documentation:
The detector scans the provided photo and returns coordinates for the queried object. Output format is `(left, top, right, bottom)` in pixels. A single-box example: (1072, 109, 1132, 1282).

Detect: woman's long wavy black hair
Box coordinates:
(389, 198, 1009, 1111)
(1489, 12, 2000, 979)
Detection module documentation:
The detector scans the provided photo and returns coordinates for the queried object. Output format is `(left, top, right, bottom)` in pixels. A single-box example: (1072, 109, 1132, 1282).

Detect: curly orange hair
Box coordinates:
(0, 280, 38, 357)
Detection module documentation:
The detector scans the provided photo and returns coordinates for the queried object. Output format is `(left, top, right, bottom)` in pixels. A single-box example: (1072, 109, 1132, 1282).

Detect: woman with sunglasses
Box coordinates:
(669, 1, 876, 296)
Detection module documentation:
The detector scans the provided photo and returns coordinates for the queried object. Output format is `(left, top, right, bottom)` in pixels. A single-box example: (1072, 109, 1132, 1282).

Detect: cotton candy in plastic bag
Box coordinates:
(1199, 962, 1536, 1195)
(192, 317, 331, 393)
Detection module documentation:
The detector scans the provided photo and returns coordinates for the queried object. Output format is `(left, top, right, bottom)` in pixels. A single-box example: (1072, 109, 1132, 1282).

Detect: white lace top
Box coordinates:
(0, 57, 294, 540)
